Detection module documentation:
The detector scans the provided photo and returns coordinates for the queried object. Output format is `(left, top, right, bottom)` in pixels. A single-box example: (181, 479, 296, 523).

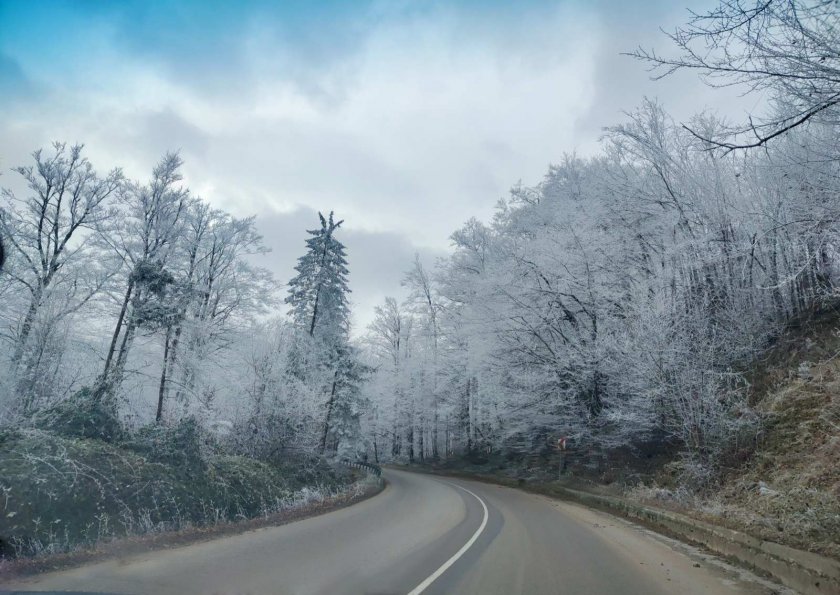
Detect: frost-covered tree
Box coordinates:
(282, 211, 366, 455)
(364, 297, 413, 461)
(96, 153, 188, 402)
(156, 201, 272, 423)
(0, 143, 121, 412)
(360, 96, 840, 475)
(285, 211, 351, 343)
(402, 256, 443, 459)
(634, 0, 840, 153)
(319, 344, 369, 455)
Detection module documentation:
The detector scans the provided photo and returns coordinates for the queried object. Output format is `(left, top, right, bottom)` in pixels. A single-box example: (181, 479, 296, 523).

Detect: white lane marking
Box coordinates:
(406, 482, 489, 595)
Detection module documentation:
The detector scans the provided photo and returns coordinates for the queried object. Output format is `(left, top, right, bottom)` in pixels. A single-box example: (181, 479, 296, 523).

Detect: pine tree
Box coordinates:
(286, 211, 363, 454)
(319, 344, 371, 455)
(285, 211, 351, 343)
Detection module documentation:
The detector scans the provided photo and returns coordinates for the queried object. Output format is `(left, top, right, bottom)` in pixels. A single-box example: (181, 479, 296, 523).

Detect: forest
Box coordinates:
(0, 148, 368, 450)
(361, 0, 840, 486)
(0, 0, 838, 559)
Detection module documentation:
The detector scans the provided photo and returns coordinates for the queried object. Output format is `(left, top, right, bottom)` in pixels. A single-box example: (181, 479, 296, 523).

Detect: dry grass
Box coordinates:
(632, 312, 840, 559)
(712, 341, 840, 559)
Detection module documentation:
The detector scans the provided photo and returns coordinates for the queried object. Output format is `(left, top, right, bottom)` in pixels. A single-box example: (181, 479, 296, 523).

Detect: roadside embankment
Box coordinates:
(0, 426, 384, 580)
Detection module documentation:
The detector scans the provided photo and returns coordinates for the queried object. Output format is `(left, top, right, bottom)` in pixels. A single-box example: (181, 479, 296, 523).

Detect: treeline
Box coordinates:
(359, 0, 840, 480)
(0, 148, 364, 458)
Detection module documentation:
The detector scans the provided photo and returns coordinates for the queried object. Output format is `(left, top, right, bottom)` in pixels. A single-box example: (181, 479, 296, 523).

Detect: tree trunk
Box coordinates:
(319, 371, 339, 454)
(162, 321, 184, 406)
(102, 281, 134, 382)
(418, 414, 425, 463)
(432, 396, 439, 459)
(465, 377, 473, 453)
(445, 413, 451, 457)
(11, 287, 42, 368)
(309, 286, 321, 336)
(407, 409, 415, 463)
(105, 284, 142, 400)
(112, 316, 137, 386)
(156, 326, 173, 423)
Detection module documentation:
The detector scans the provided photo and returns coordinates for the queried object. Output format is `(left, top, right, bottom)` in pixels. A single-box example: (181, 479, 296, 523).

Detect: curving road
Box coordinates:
(1, 469, 787, 595)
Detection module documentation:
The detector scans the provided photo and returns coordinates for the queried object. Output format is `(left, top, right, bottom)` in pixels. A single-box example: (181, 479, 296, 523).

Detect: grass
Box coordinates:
(0, 428, 355, 559)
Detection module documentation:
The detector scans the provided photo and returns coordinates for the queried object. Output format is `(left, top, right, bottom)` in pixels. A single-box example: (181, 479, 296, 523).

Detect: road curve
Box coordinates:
(1, 469, 786, 595)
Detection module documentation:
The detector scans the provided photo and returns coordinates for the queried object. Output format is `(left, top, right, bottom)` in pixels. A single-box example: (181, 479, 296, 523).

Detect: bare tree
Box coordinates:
(403, 255, 442, 459)
(97, 152, 188, 401)
(633, 0, 840, 152)
(0, 143, 121, 410)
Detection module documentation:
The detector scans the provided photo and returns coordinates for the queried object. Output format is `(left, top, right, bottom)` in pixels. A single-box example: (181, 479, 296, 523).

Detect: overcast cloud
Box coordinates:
(0, 0, 760, 331)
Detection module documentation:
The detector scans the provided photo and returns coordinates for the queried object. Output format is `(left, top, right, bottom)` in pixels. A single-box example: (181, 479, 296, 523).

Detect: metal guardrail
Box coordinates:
(340, 459, 382, 477)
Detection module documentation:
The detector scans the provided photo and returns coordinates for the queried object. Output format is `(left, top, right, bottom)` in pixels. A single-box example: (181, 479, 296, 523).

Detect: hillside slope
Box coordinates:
(633, 310, 840, 559)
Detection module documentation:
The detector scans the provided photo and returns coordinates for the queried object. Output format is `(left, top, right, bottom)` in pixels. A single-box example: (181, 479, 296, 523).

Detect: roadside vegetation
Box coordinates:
(0, 398, 357, 559)
(629, 308, 840, 559)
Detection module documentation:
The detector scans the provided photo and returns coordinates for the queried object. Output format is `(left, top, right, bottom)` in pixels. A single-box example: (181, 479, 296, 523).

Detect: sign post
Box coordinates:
(556, 436, 568, 478)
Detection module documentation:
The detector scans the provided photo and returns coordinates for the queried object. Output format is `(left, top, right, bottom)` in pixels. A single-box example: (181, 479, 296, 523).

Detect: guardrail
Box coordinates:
(340, 459, 382, 477)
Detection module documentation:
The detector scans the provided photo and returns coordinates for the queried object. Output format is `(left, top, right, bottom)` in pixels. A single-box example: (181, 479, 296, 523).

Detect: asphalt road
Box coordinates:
(1, 469, 788, 595)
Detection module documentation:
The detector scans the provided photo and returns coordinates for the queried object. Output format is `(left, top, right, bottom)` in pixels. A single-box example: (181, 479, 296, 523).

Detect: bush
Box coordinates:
(0, 429, 179, 557)
(122, 417, 208, 473)
(33, 387, 124, 442)
(267, 452, 352, 488)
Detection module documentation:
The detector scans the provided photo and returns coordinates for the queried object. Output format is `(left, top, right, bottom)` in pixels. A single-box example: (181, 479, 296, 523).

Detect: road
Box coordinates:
(1, 469, 788, 595)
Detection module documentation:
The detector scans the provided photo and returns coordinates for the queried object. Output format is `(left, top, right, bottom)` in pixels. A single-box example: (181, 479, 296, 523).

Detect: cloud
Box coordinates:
(574, 0, 761, 148)
(0, 0, 769, 330)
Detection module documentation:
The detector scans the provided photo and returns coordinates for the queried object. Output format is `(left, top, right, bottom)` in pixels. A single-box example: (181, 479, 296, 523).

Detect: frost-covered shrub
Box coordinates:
(34, 387, 124, 443)
(0, 429, 356, 559)
(675, 454, 716, 491)
(273, 452, 352, 487)
(122, 416, 209, 473)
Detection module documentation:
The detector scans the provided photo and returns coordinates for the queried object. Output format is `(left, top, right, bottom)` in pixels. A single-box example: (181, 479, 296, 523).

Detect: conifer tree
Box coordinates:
(319, 344, 370, 454)
(285, 211, 351, 344)
(286, 211, 365, 454)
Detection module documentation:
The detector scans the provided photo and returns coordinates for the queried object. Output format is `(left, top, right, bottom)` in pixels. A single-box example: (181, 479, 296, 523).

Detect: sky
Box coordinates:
(0, 0, 759, 332)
